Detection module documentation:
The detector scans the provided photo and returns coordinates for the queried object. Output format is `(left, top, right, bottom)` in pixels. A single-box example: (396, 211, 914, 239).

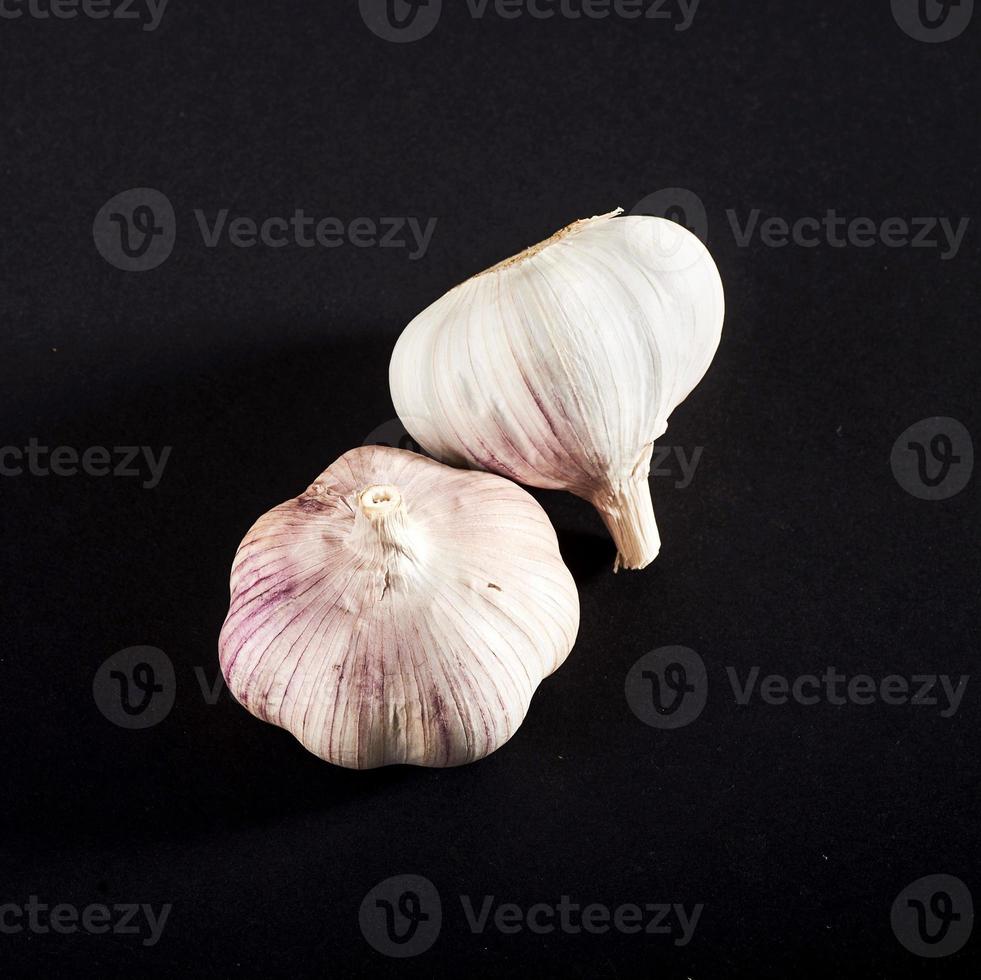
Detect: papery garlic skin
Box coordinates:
(218, 446, 579, 769)
(389, 210, 724, 571)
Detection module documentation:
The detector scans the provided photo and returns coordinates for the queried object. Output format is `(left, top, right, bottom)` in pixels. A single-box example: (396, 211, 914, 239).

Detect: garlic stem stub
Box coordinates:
(218, 446, 579, 769)
(389, 209, 725, 571)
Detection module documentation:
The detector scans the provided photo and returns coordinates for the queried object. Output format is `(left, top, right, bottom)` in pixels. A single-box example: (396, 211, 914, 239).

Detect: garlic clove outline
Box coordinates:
(389, 209, 724, 571)
(218, 446, 579, 769)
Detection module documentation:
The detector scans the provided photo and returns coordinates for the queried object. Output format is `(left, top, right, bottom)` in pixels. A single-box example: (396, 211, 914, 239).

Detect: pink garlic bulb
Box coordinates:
(219, 446, 579, 768)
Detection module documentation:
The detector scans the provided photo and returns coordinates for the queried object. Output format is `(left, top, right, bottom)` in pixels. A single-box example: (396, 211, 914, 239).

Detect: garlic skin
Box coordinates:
(218, 446, 579, 769)
(389, 209, 724, 571)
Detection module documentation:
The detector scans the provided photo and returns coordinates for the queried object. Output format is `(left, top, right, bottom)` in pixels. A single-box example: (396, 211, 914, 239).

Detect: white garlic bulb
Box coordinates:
(389, 209, 724, 571)
(218, 446, 579, 769)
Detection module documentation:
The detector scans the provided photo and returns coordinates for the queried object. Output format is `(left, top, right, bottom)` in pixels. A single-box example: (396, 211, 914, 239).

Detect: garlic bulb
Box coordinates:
(389, 209, 724, 571)
(218, 446, 579, 769)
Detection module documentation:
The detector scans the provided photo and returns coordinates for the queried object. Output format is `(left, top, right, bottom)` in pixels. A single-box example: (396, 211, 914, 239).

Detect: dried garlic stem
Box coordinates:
(350, 484, 422, 571)
(593, 476, 661, 573)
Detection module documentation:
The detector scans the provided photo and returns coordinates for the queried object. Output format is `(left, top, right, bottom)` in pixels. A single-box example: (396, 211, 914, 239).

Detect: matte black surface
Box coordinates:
(1, 2, 979, 976)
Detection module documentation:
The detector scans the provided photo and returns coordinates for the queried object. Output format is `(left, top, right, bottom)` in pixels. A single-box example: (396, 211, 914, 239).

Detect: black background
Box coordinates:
(1, 1, 979, 976)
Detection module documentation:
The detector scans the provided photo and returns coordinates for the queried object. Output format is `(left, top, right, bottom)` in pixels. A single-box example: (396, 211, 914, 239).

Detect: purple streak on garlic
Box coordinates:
(219, 446, 579, 769)
(389, 209, 725, 571)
